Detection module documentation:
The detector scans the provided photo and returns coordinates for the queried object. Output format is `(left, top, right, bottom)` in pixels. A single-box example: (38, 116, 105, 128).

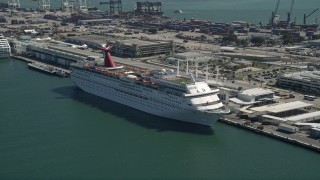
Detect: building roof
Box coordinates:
(230, 97, 258, 105)
(66, 35, 108, 44)
(295, 123, 320, 128)
(262, 115, 287, 122)
(240, 88, 273, 97)
(78, 19, 113, 23)
(250, 101, 312, 113)
(286, 111, 320, 121)
(281, 71, 320, 81)
(170, 52, 215, 62)
(220, 46, 235, 51)
(308, 39, 320, 44)
(174, 52, 206, 60)
(120, 39, 165, 46)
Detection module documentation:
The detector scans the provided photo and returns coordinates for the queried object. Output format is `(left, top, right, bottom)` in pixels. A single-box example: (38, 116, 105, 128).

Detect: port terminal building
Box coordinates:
(226, 88, 320, 128)
(237, 100, 320, 126)
(166, 52, 216, 65)
(217, 52, 281, 62)
(307, 40, 320, 47)
(77, 19, 113, 25)
(10, 39, 97, 67)
(277, 71, 320, 94)
(65, 35, 173, 58)
(228, 88, 278, 112)
(311, 126, 320, 138)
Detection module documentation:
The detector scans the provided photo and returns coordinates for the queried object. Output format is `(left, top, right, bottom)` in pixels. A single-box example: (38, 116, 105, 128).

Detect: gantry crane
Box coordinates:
(271, 0, 280, 28)
(38, 0, 50, 10)
(287, 0, 294, 25)
(100, 0, 122, 14)
(304, 8, 319, 25)
(8, 0, 20, 9)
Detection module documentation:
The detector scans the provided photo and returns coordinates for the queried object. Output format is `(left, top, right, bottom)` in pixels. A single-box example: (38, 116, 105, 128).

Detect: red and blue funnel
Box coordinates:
(99, 45, 116, 67)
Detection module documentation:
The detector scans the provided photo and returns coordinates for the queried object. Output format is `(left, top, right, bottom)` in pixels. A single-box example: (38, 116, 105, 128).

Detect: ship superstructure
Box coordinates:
(0, 35, 11, 59)
(70, 46, 229, 126)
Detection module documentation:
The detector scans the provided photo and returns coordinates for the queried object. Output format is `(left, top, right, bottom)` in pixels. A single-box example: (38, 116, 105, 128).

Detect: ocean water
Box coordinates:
(1, 58, 320, 179)
(1, 0, 319, 24)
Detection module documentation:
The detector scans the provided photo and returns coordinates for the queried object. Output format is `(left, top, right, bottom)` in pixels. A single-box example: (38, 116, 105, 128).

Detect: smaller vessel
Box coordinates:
(174, 9, 183, 14)
(28, 62, 70, 77)
(0, 35, 11, 59)
(28, 62, 56, 75)
(55, 68, 69, 77)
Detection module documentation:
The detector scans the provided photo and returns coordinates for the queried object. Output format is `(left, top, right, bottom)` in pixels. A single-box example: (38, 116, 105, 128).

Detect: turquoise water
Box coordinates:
(1, 0, 319, 24)
(1, 59, 320, 179)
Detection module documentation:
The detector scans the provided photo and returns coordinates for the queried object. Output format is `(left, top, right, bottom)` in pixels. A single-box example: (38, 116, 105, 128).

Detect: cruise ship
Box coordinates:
(70, 46, 230, 126)
(0, 35, 11, 59)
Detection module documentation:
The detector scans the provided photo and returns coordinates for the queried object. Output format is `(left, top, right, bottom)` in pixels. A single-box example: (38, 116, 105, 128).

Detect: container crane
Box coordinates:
(38, 0, 50, 10)
(271, 0, 280, 28)
(287, 0, 294, 25)
(100, 0, 122, 14)
(304, 8, 319, 25)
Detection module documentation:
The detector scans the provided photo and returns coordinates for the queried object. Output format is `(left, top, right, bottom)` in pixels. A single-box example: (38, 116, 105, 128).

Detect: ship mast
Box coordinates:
(176, 59, 180, 76)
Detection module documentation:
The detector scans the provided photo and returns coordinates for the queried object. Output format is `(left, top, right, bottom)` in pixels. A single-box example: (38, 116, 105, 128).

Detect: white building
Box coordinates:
(277, 71, 320, 94)
(311, 127, 320, 138)
(166, 52, 216, 65)
(229, 88, 276, 107)
(307, 40, 320, 47)
(238, 88, 274, 102)
(220, 46, 235, 53)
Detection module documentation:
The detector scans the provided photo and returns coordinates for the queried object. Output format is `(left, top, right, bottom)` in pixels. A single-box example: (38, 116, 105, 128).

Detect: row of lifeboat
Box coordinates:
(84, 63, 93, 68)
(134, 78, 159, 88)
(94, 67, 123, 77)
(123, 65, 146, 73)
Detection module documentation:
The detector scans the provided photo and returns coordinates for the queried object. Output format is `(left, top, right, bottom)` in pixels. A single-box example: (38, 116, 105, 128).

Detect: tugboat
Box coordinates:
(174, 9, 183, 14)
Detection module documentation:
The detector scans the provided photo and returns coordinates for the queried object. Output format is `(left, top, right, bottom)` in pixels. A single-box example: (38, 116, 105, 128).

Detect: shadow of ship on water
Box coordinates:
(52, 86, 214, 135)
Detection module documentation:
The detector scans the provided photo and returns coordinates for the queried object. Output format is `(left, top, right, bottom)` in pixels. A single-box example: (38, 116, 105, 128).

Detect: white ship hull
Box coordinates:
(71, 68, 227, 126)
(0, 35, 11, 59)
(0, 52, 10, 59)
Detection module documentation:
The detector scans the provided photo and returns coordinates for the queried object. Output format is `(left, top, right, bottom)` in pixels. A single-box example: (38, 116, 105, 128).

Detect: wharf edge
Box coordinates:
(219, 118, 320, 153)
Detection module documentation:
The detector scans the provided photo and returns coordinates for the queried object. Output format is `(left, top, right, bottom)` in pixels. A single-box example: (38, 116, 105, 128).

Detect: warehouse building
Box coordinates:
(107, 38, 173, 58)
(78, 19, 113, 25)
(65, 35, 107, 49)
(65, 35, 173, 58)
(277, 71, 320, 94)
(307, 39, 320, 47)
(10, 39, 93, 67)
(166, 52, 215, 65)
(229, 88, 277, 107)
(311, 127, 320, 138)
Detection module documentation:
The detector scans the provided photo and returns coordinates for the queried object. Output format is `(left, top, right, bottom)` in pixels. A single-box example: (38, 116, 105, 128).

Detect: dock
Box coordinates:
(13, 55, 70, 77)
(219, 117, 320, 153)
(28, 62, 56, 75)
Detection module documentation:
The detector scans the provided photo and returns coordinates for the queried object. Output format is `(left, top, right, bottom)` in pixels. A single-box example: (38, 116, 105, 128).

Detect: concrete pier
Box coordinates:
(12, 55, 70, 77)
(219, 117, 320, 153)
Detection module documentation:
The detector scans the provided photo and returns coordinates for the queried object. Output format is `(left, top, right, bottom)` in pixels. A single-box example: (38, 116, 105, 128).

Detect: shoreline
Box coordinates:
(9, 56, 320, 153)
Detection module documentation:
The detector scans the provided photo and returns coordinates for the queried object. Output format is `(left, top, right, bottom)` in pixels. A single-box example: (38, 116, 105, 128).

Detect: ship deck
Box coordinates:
(72, 62, 195, 85)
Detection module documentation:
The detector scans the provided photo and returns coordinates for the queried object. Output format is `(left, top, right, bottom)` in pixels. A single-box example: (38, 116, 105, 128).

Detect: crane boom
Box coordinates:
(274, 0, 280, 15)
(289, 0, 294, 15)
(271, 0, 280, 27)
(287, 0, 294, 24)
(304, 8, 319, 24)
